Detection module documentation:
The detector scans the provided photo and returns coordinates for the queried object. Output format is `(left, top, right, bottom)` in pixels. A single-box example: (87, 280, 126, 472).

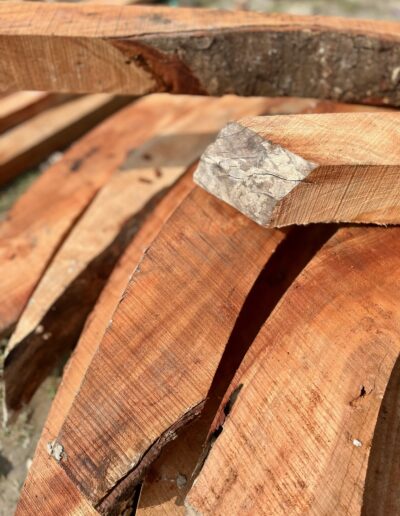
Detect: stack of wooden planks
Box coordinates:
(1, 3, 400, 515)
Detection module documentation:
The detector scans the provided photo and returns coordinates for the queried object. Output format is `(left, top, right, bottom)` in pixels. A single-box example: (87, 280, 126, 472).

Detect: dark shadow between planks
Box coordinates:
(138, 223, 338, 512)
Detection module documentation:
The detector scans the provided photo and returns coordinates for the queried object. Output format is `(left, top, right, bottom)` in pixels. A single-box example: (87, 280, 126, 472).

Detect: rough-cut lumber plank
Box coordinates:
(2, 3, 400, 105)
(0, 91, 68, 133)
(0, 93, 130, 186)
(46, 187, 285, 513)
(0, 94, 196, 339)
(186, 225, 400, 516)
(3, 94, 273, 413)
(16, 172, 194, 516)
(195, 112, 400, 227)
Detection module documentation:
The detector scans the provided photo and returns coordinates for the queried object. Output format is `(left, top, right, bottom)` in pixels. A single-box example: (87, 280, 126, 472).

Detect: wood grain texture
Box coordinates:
(134, 99, 373, 516)
(195, 112, 400, 227)
(186, 225, 400, 516)
(3, 94, 273, 413)
(15, 172, 195, 516)
(46, 186, 284, 513)
(2, 3, 400, 104)
(0, 91, 68, 133)
(0, 93, 130, 186)
(0, 94, 187, 339)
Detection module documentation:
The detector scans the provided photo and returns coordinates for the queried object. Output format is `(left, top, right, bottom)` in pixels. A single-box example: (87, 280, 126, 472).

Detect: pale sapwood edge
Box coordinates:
(193, 122, 317, 227)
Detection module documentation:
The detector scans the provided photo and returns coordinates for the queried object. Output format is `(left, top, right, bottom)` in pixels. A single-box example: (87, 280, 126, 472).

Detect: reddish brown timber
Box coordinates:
(0, 94, 198, 339)
(1, 3, 400, 105)
(195, 112, 400, 227)
(15, 172, 194, 516)
(45, 186, 285, 513)
(186, 226, 400, 515)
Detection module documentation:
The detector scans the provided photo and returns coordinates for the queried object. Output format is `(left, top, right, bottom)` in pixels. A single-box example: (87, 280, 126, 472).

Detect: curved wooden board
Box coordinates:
(15, 172, 195, 516)
(195, 112, 400, 226)
(186, 225, 400, 515)
(47, 186, 284, 513)
(1, 4, 400, 105)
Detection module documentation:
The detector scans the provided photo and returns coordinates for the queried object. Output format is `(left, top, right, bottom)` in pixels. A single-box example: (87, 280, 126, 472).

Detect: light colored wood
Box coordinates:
(1, 3, 400, 105)
(0, 91, 69, 133)
(195, 112, 400, 227)
(0, 93, 130, 186)
(0, 94, 191, 339)
(16, 172, 194, 516)
(186, 225, 400, 516)
(3, 94, 274, 413)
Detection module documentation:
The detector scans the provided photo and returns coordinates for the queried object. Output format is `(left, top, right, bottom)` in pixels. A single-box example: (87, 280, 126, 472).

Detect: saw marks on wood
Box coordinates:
(195, 112, 400, 226)
(50, 186, 284, 512)
(15, 173, 195, 516)
(2, 3, 400, 105)
(186, 225, 400, 515)
(3, 95, 276, 414)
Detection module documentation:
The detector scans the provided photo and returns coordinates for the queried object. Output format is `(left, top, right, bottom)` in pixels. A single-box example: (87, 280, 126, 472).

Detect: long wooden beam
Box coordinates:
(2, 3, 400, 104)
(186, 225, 400, 515)
(0, 93, 130, 187)
(195, 112, 400, 226)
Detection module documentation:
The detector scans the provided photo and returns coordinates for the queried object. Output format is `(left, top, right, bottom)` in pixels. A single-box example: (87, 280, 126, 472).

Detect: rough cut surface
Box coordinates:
(51, 187, 284, 512)
(195, 112, 400, 226)
(186, 225, 400, 515)
(15, 173, 195, 516)
(3, 95, 277, 414)
(1, 3, 400, 105)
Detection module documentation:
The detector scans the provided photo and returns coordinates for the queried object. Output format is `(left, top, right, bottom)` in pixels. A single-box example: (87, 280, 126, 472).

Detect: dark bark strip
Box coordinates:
(130, 29, 400, 104)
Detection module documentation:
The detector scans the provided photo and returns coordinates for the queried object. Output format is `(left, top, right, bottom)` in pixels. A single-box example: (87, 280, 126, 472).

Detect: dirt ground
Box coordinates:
(0, 0, 399, 515)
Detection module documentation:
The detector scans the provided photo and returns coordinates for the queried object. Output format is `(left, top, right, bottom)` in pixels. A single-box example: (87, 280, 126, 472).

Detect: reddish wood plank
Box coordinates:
(186, 226, 400, 515)
(16, 172, 194, 516)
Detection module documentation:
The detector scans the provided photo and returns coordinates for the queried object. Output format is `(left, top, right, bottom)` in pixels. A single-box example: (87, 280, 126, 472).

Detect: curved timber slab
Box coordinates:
(50, 187, 284, 513)
(186, 225, 400, 515)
